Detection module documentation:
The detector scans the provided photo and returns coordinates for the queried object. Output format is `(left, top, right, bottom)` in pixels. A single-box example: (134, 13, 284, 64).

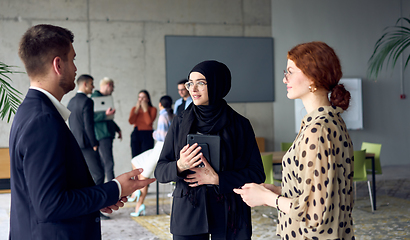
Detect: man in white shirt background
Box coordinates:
(173, 78, 192, 116)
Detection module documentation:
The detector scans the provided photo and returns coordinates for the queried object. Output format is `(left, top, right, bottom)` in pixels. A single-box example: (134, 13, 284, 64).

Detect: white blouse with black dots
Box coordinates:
(277, 106, 355, 240)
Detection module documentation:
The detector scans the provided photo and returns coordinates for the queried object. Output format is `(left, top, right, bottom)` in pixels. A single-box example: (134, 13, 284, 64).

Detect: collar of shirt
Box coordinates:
(301, 105, 342, 126)
(29, 86, 71, 121)
(159, 109, 167, 115)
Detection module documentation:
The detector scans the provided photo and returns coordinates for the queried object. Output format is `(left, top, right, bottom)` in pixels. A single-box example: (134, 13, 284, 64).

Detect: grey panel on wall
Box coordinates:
(165, 36, 274, 103)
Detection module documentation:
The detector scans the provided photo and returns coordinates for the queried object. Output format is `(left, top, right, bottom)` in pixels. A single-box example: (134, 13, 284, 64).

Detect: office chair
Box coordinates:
(281, 142, 293, 152)
(361, 142, 382, 175)
(261, 154, 274, 185)
(353, 149, 374, 212)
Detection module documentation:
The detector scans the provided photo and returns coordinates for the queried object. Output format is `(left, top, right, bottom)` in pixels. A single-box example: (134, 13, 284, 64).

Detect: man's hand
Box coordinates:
(100, 196, 127, 213)
(115, 168, 156, 197)
(117, 131, 122, 140)
(106, 107, 116, 116)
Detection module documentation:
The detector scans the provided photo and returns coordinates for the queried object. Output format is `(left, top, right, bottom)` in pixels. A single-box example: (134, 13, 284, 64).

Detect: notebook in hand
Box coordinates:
(92, 95, 114, 120)
(187, 134, 220, 172)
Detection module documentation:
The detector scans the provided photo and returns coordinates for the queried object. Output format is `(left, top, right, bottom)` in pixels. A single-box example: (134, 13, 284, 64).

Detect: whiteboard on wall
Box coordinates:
(294, 78, 363, 133)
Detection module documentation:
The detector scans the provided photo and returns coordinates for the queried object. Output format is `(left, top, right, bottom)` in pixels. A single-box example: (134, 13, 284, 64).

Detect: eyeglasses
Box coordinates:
(283, 69, 302, 81)
(185, 81, 207, 91)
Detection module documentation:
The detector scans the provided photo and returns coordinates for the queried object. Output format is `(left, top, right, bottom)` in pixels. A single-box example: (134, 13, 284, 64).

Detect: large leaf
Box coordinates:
(0, 62, 23, 122)
(368, 17, 410, 79)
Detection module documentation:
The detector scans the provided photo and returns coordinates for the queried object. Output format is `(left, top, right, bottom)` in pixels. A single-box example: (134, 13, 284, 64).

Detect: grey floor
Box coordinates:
(1, 164, 409, 240)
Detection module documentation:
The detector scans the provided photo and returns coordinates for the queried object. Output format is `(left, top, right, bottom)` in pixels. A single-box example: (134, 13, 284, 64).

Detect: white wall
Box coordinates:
(271, 0, 410, 165)
(0, 0, 273, 177)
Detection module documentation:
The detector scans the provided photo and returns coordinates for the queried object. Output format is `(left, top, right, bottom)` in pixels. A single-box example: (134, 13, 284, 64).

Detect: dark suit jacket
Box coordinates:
(67, 92, 99, 149)
(9, 89, 119, 240)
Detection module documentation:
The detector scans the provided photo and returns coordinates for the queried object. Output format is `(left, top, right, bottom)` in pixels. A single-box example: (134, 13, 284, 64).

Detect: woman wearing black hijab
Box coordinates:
(154, 60, 265, 240)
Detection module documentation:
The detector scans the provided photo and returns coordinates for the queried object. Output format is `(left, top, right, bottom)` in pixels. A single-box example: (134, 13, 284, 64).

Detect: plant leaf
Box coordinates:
(368, 17, 410, 79)
(0, 61, 24, 122)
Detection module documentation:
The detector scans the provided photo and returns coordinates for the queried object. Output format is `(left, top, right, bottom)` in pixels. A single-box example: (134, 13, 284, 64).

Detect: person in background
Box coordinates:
(173, 78, 192, 116)
(92, 77, 122, 181)
(68, 74, 104, 185)
(9, 24, 155, 239)
(128, 90, 157, 158)
(68, 74, 111, 220)
(154, 60, 265, 239)
(234, 41, 354, 239)
(128, 95, 174, 217)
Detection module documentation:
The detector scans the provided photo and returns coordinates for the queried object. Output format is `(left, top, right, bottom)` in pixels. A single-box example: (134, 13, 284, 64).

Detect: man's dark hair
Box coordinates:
(18, 24, 74, 77)
(77, 74, 94, 84)
(177, 79, 188, 85)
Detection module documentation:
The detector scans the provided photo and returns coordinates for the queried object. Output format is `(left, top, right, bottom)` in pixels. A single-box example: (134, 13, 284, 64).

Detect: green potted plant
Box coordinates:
(368, 17, 410, 79)
(0, 61, 23, 122)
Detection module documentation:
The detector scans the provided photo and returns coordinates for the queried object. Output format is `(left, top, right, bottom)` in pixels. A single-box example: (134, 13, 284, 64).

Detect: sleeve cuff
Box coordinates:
(112, 179, 122, 199)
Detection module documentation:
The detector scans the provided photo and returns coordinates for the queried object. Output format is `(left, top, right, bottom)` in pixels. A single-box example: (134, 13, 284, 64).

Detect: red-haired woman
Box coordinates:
(235, 41, 355, 240)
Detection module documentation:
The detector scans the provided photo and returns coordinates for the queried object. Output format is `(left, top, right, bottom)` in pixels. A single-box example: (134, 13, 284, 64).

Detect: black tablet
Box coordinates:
(187, 134, 221, 172)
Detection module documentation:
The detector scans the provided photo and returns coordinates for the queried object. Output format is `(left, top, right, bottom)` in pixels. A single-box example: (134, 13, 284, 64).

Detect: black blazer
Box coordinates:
(154, 104, 265, 239)
(9, 89, 119, 240)
(67, 92, 99, 149)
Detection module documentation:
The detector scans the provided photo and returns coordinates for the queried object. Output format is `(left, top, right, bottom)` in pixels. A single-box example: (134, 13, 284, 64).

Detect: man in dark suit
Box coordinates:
(67, 74, 104, 186)
(9, 24, 155, 239)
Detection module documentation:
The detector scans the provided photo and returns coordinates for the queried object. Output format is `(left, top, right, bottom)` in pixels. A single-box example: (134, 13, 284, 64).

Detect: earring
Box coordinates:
(309, 85, 317, 93)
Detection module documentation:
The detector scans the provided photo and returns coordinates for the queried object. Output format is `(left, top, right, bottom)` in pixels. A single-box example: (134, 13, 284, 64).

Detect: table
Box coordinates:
(0, 148, 11, 193)
(261, 151, 377, 211)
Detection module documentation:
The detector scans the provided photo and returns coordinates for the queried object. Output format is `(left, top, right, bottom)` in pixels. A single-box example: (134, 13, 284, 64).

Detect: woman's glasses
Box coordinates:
(185, 81, 207, 91)
(283, 69, 302, 81)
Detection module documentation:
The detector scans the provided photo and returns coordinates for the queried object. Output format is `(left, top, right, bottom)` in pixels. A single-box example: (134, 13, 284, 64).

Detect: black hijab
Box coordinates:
(189, 60, 231, 134)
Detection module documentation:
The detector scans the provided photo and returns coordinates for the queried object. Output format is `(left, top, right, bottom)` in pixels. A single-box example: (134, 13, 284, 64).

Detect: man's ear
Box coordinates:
(52, 56, 63, 76)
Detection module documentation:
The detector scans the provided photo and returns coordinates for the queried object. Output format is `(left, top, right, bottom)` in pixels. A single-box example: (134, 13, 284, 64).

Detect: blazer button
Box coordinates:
(96, 217, 100, 222)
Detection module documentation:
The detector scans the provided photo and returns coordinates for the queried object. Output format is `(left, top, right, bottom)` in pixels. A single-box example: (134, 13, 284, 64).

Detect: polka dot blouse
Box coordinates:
(277, 106, 355, 240)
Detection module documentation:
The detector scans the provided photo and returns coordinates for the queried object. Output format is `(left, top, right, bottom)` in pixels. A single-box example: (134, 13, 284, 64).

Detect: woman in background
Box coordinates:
(129, 90, 157, 158)
(235, 41, 355, 239)
(155, 60, 265, 240)
(129, 95, 174, 216)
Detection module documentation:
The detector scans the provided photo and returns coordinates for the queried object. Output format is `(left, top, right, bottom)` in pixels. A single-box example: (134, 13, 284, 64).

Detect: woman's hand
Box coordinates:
(185, 155, 219, 187)
(135, 100, 141, 113)
(262, 183, 282, 195)
(140, 100, 148, 112)
(176, 143, 203, 173)
(233, 183, 274, 207)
